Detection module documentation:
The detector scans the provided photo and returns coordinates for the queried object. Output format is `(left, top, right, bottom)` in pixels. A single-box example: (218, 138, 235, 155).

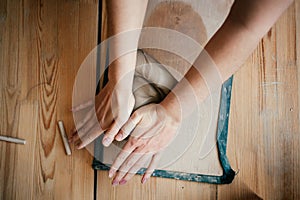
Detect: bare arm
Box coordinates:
(71, 1, 149, 149)
(108, 0, 295, 185)
(161, 0, 294, 118)
(106, 0, 148, 87)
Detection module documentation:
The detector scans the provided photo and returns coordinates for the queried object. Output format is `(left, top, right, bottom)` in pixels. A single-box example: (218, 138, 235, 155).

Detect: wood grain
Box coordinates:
(96, 1, 222, 199)
(0, 0, 98, 199)
(0, 0, 299, 199)
(15, 102, 39, 200)
(218, 1, 300, 199)
(0, 0, 22, 199)
(97, 171, 217, 200)
(97, 1, 299, 200)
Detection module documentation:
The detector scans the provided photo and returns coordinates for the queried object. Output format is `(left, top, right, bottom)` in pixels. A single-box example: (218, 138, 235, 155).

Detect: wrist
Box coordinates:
(107, 79, 133, 93)
(108, 52, 137, 89)
(160, 92, 182, 123)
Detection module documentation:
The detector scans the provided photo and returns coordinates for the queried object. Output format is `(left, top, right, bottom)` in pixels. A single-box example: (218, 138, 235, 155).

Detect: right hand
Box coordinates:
(109, 100, 182, 185)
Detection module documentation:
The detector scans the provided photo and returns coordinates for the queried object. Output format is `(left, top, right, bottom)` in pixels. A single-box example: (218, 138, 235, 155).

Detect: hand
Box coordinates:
(70, 81, 135, 149)
(109, 102, 181, 185)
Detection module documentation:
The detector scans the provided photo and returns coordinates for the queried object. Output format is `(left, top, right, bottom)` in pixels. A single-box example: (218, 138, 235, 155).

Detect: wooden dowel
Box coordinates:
(57, 120, 72, 156)
(0, 135, 26, 145)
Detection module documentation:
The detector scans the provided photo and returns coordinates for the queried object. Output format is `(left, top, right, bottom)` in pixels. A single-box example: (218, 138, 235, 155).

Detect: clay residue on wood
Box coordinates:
(142, 1, 207, 79)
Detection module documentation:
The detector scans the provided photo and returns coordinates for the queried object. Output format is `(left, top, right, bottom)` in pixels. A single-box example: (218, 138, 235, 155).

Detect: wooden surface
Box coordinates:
(0, 0, 299, 200)
(0, 0, 98, 199)
(219, 2, 300, 199)
(97, 1, 300, 200)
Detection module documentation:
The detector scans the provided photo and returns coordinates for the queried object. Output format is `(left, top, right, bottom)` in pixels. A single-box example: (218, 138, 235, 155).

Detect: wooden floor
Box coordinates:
(0, 0, 299, 200)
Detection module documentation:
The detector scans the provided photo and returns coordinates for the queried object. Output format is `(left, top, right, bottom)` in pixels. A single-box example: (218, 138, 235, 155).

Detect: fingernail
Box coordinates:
(112, 179, 119, 186)
(108, 171, 114, 178)
(115, 134, 122, 141)
(141, 177, 149, 184)
(119, 179, 127, 185)
(102, 137, 111, 147)
(71, 128, 76, 134)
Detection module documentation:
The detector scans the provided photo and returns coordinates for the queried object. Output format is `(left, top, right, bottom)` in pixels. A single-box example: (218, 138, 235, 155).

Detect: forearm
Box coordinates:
(162, 0, 293, 117)
(106, 0, 148, 87)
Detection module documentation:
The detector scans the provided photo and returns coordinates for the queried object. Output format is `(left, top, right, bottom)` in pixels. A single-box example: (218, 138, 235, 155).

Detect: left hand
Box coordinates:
(69, 81, 135, 149)
(109, 102, 181, 186)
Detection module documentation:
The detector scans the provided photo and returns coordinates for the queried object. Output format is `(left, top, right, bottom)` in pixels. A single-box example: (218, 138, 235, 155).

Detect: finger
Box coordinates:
(102, 121, 118, 147)
(70, 118, 97, 143)
(76, 124, 104, 149)
(70, 127, 77, 135)
(71, 99, 94, 112)
(112, 151, 143, 186)
(74, 108, 95, 132)
(115, 119, 136, 141)
(108, 141, 137, 179)
(120, 154, 151, 185)
(69, 131, 80, 143)
(115, 112, 141, 141)
(102, 119, 125, 147)
(141, 152, 162, 184)
(68, 127, 77, 142)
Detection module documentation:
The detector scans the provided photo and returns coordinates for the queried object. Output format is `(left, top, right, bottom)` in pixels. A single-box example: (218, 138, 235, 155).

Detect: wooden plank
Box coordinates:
(0, 0, 98, 199)
(54, 1, 98, 200)
(0, 0, 7, 22)
(218, 2, 300, 199)
(97, 171, 216, 200)
(14, 102, 39, 200)
(0, 0, 22, 199)
(296, 0, 300, 198)
(96, 0, 300, 199)
(33, 0, 60, 198)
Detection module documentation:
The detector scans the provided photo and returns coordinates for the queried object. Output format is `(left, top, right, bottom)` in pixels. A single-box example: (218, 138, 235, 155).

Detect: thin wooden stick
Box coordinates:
(0, 135, 26, 145)
(57, 120, 72, 156)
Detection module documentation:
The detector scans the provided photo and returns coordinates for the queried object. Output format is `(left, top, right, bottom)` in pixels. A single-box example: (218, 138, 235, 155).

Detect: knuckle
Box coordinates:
(128, 138, 139, 148)
(126, 160, 134, 167)
(131, 111, 139, 120)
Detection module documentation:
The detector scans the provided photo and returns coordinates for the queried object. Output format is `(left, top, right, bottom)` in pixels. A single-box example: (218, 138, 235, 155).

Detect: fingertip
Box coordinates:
(76, 143, 84, 149)
(108, 169, 115, 178)
(115, 134, 123, 141)
(71, 128, 77, 135)
(141, 176, 149, 184)
(112, 179, 119, 186)
(102, 137, 112, 147)
(141, 172, 152, 184)
(119, 179, 127, 185)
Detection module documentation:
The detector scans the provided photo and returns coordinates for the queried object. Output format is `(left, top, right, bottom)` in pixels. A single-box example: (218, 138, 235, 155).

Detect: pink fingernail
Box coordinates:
(108, 171, 114, 178)
(115, 133, 123, 141)
(119, 179, 127, 185)
(76, 143, 82, 149)
(141, 177, 149, 184)
(112, 180, 119, 186)
(102, 137, 111, 147)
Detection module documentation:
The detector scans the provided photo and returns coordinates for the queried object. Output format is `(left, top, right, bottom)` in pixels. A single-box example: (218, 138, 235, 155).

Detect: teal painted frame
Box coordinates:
(92, 0, 235, 183)
(92, 76, 235, 184)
